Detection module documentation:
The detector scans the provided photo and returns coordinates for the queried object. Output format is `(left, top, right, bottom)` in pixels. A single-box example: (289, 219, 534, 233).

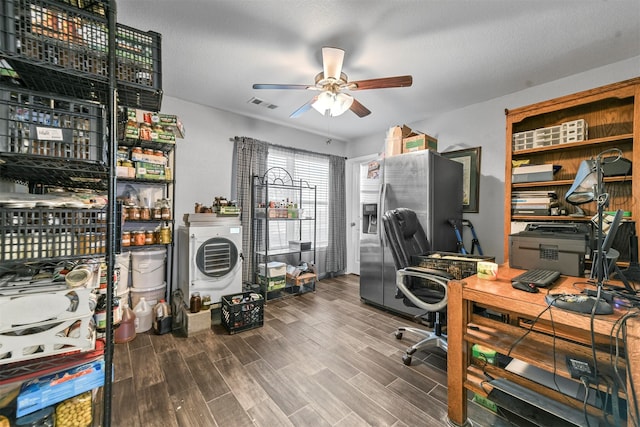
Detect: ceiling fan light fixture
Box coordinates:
(311, 91, 353, 117)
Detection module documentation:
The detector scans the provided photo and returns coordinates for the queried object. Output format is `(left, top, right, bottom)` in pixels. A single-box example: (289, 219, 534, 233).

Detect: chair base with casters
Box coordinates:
(393, 267, 449, 366)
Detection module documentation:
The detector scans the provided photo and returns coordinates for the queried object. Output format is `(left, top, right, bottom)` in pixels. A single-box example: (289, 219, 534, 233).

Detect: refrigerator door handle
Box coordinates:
(379, 182, 388, 246)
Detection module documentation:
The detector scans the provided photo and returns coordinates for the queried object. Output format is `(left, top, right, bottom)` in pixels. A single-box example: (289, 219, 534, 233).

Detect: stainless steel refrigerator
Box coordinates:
(359, 149, 463, 317)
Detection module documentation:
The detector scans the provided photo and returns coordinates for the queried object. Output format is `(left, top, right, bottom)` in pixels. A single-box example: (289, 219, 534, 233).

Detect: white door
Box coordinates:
(346, 153, 378, 275)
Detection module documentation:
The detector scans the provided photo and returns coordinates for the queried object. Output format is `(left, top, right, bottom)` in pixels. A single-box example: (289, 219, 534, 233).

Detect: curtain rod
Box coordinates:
(230, 137, 346, 159)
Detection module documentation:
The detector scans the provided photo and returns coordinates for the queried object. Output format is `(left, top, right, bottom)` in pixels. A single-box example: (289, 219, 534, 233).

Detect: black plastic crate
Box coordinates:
(221, 292, 264, 334)
(0, 0, 162, 110)
(0, 204, 121, 263)
(411, 251, 495, 280)
(0, 86, 106, 161)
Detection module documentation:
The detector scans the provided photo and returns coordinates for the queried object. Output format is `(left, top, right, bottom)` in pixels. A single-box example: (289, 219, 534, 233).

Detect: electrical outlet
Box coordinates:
(566, 355, 595, 380)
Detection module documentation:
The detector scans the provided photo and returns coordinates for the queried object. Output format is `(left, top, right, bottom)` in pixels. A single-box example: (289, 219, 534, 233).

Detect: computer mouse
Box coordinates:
(512, 281, 539, 293)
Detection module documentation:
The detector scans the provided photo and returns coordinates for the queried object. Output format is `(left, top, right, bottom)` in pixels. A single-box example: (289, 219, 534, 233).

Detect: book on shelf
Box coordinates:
(511, 197, 558, 204)
(512, 191, 557, 199)
(512, 164, 561, 174)
(512, 208, 551, 215)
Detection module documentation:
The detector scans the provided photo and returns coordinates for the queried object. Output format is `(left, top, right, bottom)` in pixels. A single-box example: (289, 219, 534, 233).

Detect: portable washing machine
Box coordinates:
(177, 215, 243, 305)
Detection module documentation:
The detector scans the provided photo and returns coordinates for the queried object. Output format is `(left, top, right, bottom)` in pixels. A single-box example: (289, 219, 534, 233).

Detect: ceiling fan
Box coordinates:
(252, 47, 413, 118)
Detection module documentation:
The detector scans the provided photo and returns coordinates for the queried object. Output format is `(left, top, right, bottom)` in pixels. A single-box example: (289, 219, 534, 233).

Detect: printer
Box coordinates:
(509, 223, 590, 276)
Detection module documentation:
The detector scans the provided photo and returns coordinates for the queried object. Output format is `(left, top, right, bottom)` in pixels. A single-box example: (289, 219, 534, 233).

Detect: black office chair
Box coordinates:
(382, 208, 452, 366)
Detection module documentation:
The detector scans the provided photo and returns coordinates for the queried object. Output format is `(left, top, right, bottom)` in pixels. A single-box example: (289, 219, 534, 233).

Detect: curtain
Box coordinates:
(325, 155, 346, 275)
(233, 137, 268, 284)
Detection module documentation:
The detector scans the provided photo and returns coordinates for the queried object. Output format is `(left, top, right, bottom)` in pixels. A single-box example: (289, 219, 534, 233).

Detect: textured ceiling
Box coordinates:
(116, 0, 640, 141)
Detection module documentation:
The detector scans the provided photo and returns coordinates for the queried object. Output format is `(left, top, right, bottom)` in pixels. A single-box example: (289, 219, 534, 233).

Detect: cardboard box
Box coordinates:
(385, 126, 403, 157)
(286, 272, 316, 286)
(135, 162, 166, 180)
(116, 165, 135, 178)
(257, 274, 286, 291)
(402, 133, 438, 153)
(257, 262, 287, 278)
(17, 360, 105, 417)
(289, 240, 311, 251)
(130, 151, 168, 166)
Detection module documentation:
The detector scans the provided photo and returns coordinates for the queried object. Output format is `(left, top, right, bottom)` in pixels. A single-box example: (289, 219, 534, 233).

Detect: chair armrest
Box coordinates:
(396, 267, 449, 312)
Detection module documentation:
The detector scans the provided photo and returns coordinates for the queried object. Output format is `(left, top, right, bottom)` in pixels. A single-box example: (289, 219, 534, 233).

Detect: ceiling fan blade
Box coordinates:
(349, 75, 413, 90)
(350, 98, 371, 118)
(253, 84, 313, 90)
(322, 47, 345, 80)
(290, 96, 318, 118)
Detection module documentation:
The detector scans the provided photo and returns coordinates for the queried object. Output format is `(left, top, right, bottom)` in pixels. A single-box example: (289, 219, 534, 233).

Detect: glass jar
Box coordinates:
(189, 292, 201, 313)
(131, 146, 143, 155)
(140, 207, 151, 220)
(160, 199, 172, 220)
(159, 224, 172, 244)
(133, 231, 146, 246)
(145, 230, 155, 245)
(201, 294, 211, 311)
(122, 231, 131, 247)
(128, 206, 140, 220)
(152, 207, 162, 220)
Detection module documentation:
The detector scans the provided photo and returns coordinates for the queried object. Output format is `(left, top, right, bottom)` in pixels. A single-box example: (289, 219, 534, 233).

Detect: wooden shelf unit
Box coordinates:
(504, 77, 640, 261)
(447, 266, 640, 427)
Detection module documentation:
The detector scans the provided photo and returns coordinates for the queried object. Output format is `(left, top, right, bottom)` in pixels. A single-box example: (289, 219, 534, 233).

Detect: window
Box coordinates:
(267, 147, 328, 249)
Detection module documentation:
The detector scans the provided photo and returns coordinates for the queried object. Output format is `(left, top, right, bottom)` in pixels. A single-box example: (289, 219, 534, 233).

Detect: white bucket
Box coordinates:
(131, 248, 166, 289)
(117, 288, 130, 307)
(133, 297, 153, 333)
(130, 282, 166, 310)
(116, 252, 131, 294)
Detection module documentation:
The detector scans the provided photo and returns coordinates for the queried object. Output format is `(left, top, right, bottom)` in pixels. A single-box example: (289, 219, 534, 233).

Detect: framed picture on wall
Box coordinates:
(442, 147, 481, 213)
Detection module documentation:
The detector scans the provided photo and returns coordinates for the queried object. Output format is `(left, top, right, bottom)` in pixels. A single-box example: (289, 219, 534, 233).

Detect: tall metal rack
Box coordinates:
(0, 1, 163, 424)
(252, 167, 317, 303)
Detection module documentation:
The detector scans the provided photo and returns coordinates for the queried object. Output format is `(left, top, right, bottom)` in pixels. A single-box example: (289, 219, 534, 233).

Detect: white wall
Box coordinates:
(347, 56, 640, 263)
(159, 97, 348, 223)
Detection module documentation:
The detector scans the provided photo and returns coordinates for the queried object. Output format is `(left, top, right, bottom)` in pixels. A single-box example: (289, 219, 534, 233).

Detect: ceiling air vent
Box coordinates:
(248, 97, 278, 110)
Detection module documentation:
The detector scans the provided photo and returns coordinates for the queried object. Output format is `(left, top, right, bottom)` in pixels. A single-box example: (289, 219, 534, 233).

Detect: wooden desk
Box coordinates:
(447, 264, 640, 427)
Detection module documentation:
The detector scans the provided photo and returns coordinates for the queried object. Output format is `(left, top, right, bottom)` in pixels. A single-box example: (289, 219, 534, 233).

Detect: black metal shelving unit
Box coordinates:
(0, 1, 163, 424)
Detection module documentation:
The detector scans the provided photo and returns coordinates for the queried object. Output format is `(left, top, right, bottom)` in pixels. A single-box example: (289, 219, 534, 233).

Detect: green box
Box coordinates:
(135, 161, 166, 180)
(257, 274, 286, 291)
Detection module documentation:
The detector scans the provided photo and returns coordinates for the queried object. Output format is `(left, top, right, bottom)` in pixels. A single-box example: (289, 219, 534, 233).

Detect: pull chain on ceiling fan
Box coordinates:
(253, 47, 413, 118)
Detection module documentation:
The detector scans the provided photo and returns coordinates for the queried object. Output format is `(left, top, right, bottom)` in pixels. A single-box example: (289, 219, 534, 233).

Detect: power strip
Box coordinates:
(566, 355, 595, 380)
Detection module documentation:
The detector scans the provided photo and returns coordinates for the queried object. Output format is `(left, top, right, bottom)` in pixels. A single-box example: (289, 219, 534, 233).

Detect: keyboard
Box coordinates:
(511, 269, 560, 288)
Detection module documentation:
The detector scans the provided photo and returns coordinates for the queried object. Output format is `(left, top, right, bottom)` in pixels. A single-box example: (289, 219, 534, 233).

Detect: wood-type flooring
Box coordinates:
(106, 274, 513, 426)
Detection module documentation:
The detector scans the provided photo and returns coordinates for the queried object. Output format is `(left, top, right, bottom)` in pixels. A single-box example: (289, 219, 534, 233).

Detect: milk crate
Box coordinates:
(0, 0, 162, 110)
(0, 206, 120, 263)
(562, 119, 587, 143)
(411, 251, 495, 280)
(533, 125, 563, 147)
(0, 286, 96, 364)
(221, 292, 264, 334)
(0, 87, 106, 161)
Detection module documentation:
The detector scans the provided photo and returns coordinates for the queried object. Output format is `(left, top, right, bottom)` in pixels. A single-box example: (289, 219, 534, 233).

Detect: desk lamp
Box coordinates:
(565, 148, 634, 296)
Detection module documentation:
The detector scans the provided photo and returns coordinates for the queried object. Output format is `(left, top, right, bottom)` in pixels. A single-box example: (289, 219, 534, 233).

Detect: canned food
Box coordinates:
(145, 230, 155, 245)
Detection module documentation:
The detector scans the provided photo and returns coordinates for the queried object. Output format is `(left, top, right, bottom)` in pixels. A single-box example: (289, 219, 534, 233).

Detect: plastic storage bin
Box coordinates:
(0, 0, 162, 110)
(0, 207, 111, 262)
(221, 292, 264, 334)
(0, 87, 106, 161)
